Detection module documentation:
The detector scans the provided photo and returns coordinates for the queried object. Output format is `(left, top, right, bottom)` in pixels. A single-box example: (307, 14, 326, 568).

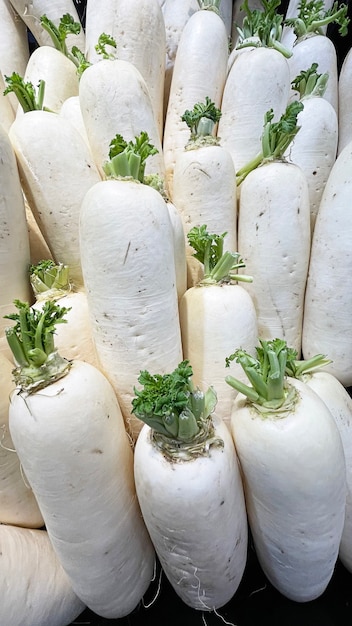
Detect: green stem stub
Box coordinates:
(181, 96, 222, 147)
(132, 360, 223, 461)
(291, 62, 329, 99)
(103, 132, 158, 182)
(187, 225, 253, 284)
(3, 73, 49, 112)
(234, 0, 292, 57)
(4, 299, 71, 393)
(225, 338, 298, 416)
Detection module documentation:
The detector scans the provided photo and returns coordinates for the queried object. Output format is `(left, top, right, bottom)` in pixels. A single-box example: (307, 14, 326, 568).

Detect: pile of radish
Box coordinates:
(1, 0, 352, 623)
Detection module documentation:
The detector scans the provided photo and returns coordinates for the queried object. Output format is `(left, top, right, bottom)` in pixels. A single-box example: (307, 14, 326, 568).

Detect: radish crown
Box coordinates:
(4, 300, 71, 392)
(181, 97, 222, 147)
(234, 0, 292, 57)
(30, 260, 71, 302)
(3, 73, 48, 112)
(187, 224, 253, 284)
(225, 338, 297, 413)
(197, 0, 222, 14)
(291, 62, 329, 99)
(132, 360, 222, 461)
(285, 346, 332, 378)
(103, 132, 158, 182)
(235, 100, 304, 185)
(284, 0, 350, 38)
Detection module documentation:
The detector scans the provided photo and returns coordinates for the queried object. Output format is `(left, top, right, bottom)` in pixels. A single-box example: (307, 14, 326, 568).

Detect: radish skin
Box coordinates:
(338, 46, 352, 155)
(0, 352, 44, 528)
(80, 179, 183, 440)
(179, 284, 258, 429)
(230, 376, 346, 602)
(8, 110, 102, 289)
(9, 359, 155, 618)
(163, 8, 228, 197)
(0, 524, 85, 626)
(166, 200, 188, 301)
(302, 141, 352, 386)
(79, 59, 164, 179)
(238, 161, 311, 354)
(0, 0, 29, 113)
(134, 415, 248, 611)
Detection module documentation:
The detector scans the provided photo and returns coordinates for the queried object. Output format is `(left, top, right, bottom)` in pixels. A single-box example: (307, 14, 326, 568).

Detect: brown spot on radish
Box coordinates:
(91, 448, 103, 454)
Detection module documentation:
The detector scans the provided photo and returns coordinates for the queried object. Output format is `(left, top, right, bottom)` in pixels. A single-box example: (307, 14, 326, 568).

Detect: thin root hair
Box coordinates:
(0, 424, 16, 453)
(142, 564, 163, 609)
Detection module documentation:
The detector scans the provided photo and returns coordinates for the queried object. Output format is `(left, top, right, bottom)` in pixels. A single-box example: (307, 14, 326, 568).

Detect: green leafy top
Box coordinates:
(225, 338, 297, 414)
(94, 33, 118, 59)
(181, 97, 222, 147)
(102, 131, 158, 182)
(284, 0, 350, 39)
(291, 62, 329, 99)
(284, 345, 332, 378)
(40, 13, 90, 77)
(3, 73, 49, 112)
(235, 100, 304, 185)
(30, 260, 71, 301)
(132, 360, 222, 461)
(197, 0, 222, 14)
(187, 225, 253, 285)
(4, 300, 71, 392)
(234, 0, 292, 57)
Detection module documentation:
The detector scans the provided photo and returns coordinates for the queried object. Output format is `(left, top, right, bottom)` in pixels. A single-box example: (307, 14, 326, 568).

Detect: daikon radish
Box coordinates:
(163, 0, 228, 197)
(236, 102, 311, 355)
(8, 0, 85, 50)
(25, 200, 53, 265)
(8, 108, 102, 289)
(6, 300, 155, 618)
(284, 62, 338, 232)
(281, 0, 335, 50)
(337, 45, 352, 154)
(133, 360, 248, 611)
(0, 0, 29, 113)
(179, 226, 258, 429)
(284, 0, 350, 113)
(226, 339, 346, 602)
(218, 4, 292, 175)
(79, 58, 164, 179)
(59, 95, 93, 147)
(0, 71, 15, 131)
(0, 122, 31, 341)
(30, 260, 100, 367)
(0, 351, 44, 528)
(172, 97, 237, 287)
(0, 524, 85, 626)
(80, 132, 183, 441)
(302, 139, 352, 387)
(285, 350, 352, 574)
(85, 0, 166, 139)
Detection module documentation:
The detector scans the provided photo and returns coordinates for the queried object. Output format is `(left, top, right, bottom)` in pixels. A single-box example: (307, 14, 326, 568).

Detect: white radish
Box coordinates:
(283, 63, 338, 232)
(285, 354, 352, 575)
(0, 524, 85, 626)
(0, 0, 29, 113)
(0, 71, 15, 131)
(79, 59, 164, 179)
(302, 139, 352, 387)
(133, 361, 248, 611)
(79, 134, 183, 440)
(30, 260, 100, 368)
(59, 95, 92, 147)
(166, 200, 188, 301)
(226, 341, 346, 602)
(0, 351, 44, 528)
(163, 3, 228, 197)
(218, 46, 291, 174)
(6, 300, 155, 619)
(8, 109, 102, 289)
(0, 122, 31, 340)
(85, 0, 166, 139)
(337, 45, 352, 155)
(172, 97, 237, 287)
(237, 103, 311, 354)
(20, 45, 80, 114)
(8, 0, 85, 50)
